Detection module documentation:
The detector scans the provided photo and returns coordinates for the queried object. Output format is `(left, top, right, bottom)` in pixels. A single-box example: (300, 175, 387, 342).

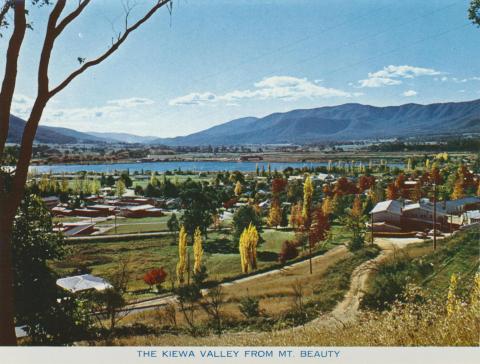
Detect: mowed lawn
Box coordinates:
(52, 229, 296, 293)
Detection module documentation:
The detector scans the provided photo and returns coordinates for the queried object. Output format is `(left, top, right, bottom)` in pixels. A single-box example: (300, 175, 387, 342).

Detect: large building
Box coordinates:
(371, 198, 449, 232)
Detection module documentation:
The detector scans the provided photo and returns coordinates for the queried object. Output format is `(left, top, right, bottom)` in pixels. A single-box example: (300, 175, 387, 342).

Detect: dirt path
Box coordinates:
(124, 245, 349, 313)
(299, 237, 424, 329)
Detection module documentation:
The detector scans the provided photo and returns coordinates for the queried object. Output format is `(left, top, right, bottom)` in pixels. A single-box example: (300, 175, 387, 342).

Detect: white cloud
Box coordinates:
(11, 94, 35, 118)
(169, 92, 217, 106)
(169, 76, 351, 106)
(402, 90, 417, 97)
(107, 97, 154, 108)
(358, 65, 442, 88)
(10, 94, 154, 124)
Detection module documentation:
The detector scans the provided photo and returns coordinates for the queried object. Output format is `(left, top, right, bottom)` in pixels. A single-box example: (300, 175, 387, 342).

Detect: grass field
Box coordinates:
(52, 229, 296, 293)
(52, 223, 352, 296)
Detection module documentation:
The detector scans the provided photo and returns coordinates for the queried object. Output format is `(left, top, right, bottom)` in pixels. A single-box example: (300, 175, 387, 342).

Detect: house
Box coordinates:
(56, 274, 112, 293)
(121, 204, 164, 218)
(258, 200, 271, 211)
(370, 200, 403, 226)
(51, 206, 73, 216)
(316, 173, 336, 182)
(88, 204, 117, 216)
(444, 197, 480, 215)
(72, 208, 104, 218)
(402, 199, 448, 230)
(41, 196, 60, 209)
(462, 210, 480, 225)
(55, 222, 96, 237)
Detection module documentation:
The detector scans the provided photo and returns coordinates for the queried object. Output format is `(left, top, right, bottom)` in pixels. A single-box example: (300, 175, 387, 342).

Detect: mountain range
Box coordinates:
(153, 99, 480, 146)
(6, 99, 480, 146)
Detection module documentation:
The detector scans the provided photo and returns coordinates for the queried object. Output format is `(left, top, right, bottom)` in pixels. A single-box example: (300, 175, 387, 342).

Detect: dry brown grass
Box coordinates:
(103, 283, 480, 346)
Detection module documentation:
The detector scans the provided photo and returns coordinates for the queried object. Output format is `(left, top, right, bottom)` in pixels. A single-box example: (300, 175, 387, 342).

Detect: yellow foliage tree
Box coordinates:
(267, 200, 282, 228)
(302, 175, 314, 228)
(322, 196, 334, 217)
(176, 225, 188, 284)
(451, 177, 465, 200)
(239, 224, 259, 273)
(193, 227, 203, 273)
(234, 181, 243, 197)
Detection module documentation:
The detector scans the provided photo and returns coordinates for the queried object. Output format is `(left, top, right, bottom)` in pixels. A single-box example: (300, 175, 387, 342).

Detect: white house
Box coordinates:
(56, 274, 112, 293)
(462, 210, 480, 225)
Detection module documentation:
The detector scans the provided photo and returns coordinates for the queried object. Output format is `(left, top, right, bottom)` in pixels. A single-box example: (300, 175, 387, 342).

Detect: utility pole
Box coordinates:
(371, 211, 374, 245)
(433, 183, 437, 250)
(309, 240, 313, 275)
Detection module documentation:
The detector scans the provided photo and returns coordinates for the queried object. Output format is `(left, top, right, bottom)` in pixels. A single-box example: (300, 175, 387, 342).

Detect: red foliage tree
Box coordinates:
(358, 175, 376, 192)
(309, 205, 330, 247)
(322, 183, 333, 197)
(333, 177, 358, 196)
(386, 183, 399, 200)
(272, 178, 288, 196)
(223, 198, 237, 209)
(143, 267, 168, 290)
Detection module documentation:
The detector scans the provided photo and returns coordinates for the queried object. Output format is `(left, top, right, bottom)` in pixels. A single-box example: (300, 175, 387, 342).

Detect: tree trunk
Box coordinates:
(0, 211, 16, 345)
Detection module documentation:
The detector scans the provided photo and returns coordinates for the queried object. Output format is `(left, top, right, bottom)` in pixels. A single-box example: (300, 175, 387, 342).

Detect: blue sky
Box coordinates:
(2, 0, 479, 137)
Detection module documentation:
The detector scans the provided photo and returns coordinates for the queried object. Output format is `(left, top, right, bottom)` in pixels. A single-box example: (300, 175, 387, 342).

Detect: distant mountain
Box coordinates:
(86, 132, 158, 144)
(7, 115, 151, 144)
(7, 115, 105, 144)
(153, 99, 480, 146)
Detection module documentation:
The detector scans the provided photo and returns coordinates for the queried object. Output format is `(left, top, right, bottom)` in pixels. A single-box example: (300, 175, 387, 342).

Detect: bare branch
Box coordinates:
(49, 0, 171, 98)
(54, 0, 90, 35)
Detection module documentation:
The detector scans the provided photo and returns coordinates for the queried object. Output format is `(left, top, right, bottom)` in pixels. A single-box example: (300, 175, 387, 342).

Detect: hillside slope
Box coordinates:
(154, 99, 480, 146)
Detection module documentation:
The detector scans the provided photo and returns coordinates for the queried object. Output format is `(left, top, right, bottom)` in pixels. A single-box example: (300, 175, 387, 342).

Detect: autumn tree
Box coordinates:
(321, 196, 334, 218)
(341, 196, 367, 251)
(234, 180, 243, 197)
(289, 202, 303, 231)
(238, 224, 259, 273)
(143, 268, 168, 292)
(309, 205, 330, 248)
(333, 177, 357, 196)
(302, 175, 313, 229)
(267, 199, 282, 228)
(193, 227, 203, 274)
(271, 177, 288, 196)
(451, 178, 465, 200)
(386, 182, 399, 200)
(0, 0, 172, 344)
(176, 226, 188, 284)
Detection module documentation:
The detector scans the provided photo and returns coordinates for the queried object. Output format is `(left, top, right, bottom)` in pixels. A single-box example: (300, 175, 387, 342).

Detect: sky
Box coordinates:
(1, 0, 480, 137)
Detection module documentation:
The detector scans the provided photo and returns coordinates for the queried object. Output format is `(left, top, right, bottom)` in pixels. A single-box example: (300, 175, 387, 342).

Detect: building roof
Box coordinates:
(446, 196, 480, 210)
(56, 274, 112, 293)
(403, 201, 447, 215)
(124, 204, 155, 211)
(465, 210, 480, 219)
(63, 223, 95, 237)
(370, 200, 402, 215)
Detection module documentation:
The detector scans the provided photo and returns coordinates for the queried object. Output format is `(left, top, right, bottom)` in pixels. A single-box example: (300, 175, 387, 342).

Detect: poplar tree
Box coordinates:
(176, 225, 188, 284)
(193, 227, 203, 274)
(239, 224, 259, 273)
(234, 181, 243, 197)
(267, 200, 282, 228)
(302, 175, 313, 228)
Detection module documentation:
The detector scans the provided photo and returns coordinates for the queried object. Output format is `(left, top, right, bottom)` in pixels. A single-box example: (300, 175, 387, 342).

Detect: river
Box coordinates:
(29, 160, 404, 174)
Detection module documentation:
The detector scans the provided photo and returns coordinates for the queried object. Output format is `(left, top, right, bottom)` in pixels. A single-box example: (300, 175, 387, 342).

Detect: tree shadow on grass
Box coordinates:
(204, 237, 237, 254)
(257, 251, 279, 262)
